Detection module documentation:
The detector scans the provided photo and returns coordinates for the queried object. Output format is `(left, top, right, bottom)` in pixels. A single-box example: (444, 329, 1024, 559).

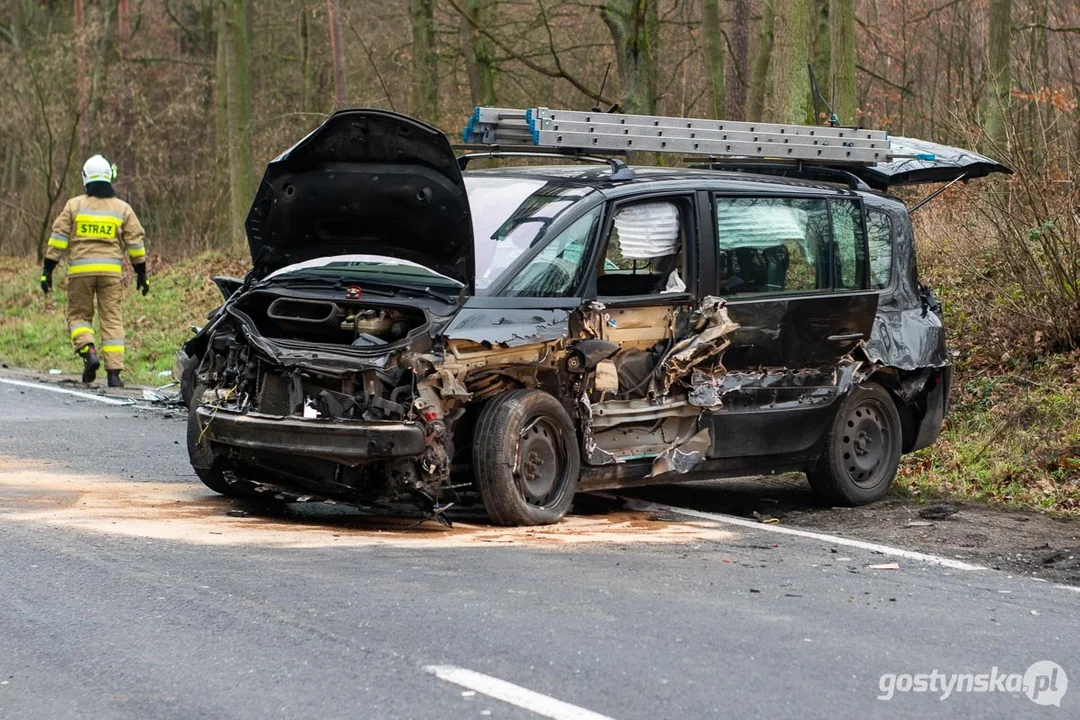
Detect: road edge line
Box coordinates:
(611, 495, 987, 571)
(424, 664, 617, 720)
(0, 378, 136, 406)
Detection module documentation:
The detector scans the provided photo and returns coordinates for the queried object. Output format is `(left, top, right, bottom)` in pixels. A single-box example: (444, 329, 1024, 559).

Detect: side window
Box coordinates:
(499, 207, 601, 297)
(830, 199, 868, 290)
(715, 197, 829, 295)
(866, 209, 893, 289)
(598, 200, 688, 296)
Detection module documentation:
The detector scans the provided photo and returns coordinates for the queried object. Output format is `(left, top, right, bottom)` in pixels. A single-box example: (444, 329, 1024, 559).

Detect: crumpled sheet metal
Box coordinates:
(649, 428, 712, 477)
(655, 297, 739, 395)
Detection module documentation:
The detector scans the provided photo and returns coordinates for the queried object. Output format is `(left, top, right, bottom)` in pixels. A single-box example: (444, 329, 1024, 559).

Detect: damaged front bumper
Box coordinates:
(195, 407, 427, 465)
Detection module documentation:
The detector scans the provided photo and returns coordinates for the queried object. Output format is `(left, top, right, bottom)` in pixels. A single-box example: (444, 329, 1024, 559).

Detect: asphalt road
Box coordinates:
(1, 379, 1077, 719)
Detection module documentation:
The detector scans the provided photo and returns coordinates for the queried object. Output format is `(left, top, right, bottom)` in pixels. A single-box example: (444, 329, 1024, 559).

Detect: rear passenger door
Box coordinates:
(703, 192, 879, 458)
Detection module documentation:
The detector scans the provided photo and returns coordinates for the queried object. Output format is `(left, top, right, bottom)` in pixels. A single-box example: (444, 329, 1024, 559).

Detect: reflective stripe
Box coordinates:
(48, 232, 70, 250)
(127, 244, 146, 259)
(84, 173, 113, 183)
(101, 340, 125, 354)
(70, 324, 94, 340)
(69, 258, 123, 275)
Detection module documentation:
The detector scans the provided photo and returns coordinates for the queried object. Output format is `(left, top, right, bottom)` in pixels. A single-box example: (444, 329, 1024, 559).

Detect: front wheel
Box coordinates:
(807, 382, 902, 506)
(473, 389, 580, 526)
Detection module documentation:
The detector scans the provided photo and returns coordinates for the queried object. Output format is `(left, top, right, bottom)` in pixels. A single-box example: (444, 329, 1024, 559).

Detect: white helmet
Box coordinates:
(82, 154, 116, 186)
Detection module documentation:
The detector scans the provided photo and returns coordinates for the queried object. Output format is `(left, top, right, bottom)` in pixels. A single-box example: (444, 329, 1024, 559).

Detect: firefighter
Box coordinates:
(39, 154, 149, 388)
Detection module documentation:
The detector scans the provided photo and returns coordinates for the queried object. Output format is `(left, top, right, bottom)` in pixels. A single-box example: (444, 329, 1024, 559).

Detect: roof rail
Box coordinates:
(687, 160, 872, 191)
(462, 106, 917, 167)
(455, 147, 635, 181)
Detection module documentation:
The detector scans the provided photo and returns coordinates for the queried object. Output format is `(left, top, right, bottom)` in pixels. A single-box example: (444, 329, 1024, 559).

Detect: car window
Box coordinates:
(715, 197, 829, 295)
(866, 209, 893, 289)
(599, 200, 688, 295)
(464, 176, 595, 291)
(830, 199, 868, 290)
(498, 206, 601, 297)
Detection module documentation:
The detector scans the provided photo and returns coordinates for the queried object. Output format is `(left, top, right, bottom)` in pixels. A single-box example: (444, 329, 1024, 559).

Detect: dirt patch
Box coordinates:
(0, 457, 731, 548)
(627, 478, 1080, 586)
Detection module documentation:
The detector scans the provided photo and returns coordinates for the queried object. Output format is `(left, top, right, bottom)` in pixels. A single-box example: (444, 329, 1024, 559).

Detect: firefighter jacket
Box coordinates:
(45, 195, 146, 277)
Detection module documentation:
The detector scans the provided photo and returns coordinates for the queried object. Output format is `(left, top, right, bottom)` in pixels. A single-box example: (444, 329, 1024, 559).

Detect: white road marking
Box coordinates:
(424, 665, 617, 720)
(612, 495, 987, 571)
(0, 378, 135, 406)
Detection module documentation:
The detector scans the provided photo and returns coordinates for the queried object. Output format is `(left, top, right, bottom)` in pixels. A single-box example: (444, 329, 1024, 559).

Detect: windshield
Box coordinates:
(265, 254, 464, 290)
(465, 175, 596, 291)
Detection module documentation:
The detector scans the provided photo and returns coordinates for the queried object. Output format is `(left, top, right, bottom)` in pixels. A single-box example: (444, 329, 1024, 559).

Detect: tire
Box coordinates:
(186, 390, 256, 499)
(473, 389, 581, 526)
(807, 382, 903, 506)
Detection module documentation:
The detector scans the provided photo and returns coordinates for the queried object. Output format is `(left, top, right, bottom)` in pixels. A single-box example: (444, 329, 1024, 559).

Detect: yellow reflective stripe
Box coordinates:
(127, 245, 146, 259)
(101, 344, 125, 354)
(48, 237, 69, 249)
(71, 325, 94, 340)
(68, 263, 123, 275)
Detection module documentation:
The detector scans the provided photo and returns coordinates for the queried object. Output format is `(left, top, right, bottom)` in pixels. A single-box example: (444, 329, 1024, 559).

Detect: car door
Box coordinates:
(578, 192, 702, 466)
(701, 190, 879, 459)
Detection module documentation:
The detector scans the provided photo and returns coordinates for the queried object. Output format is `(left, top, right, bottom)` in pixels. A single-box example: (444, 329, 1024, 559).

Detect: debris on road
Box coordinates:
(919, 504, 960, 520)
(869, 562, 901, 570)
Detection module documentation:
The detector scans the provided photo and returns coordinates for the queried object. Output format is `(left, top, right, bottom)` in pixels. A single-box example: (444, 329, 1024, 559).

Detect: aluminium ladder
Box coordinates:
(461, 107, 921, 166)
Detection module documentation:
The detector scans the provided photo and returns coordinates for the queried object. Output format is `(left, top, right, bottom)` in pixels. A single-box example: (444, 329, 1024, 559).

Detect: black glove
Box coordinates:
(40, 259, 57, 295)
(135, 264, 149, 296)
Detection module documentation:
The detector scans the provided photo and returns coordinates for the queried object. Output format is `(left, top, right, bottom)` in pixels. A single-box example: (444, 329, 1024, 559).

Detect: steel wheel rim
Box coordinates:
(514, 416, 569, 508)
(839, 397, 896, 488)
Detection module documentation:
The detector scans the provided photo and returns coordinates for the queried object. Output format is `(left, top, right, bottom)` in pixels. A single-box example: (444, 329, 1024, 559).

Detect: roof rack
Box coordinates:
(462, 107, 930, 168)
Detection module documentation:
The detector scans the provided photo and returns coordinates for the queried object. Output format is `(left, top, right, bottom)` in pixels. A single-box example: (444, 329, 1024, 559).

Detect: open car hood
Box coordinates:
(246, 109, 474, 289)
(851, 136, 1012, 190)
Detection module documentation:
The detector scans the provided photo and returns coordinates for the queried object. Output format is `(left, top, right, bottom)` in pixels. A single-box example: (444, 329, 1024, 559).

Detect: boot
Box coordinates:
(107, 370, 125, 388)
(80, 345, 100, 384)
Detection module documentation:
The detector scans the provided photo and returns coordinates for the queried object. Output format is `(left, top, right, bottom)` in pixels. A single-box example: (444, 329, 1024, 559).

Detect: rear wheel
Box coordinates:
(186, 388, 257, 498)
(807, 382, 902, 506)
(473, 389, 580, 526)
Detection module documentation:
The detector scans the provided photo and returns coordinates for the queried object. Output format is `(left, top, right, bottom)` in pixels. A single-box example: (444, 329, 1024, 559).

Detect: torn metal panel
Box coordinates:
(649, 428, 712, 477)
(655, 297, 739, 395)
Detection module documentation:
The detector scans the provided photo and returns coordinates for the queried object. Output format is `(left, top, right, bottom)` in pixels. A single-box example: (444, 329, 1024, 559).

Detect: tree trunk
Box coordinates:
(983, 0, 1011, 150)
(810, 0, 829, 120)
(461, 0, 497, 106)
(829, 0, 856, 125)
(702, 0, 724, 118)
(409, 0, 438, 122)
(725, 0, 749, 121)
(747, 0, 774, 122)
(766, 0, 810, 124)
(600, 0, 659, 115)
(224, 0, 254, 247)
(326, 0, 347, 109)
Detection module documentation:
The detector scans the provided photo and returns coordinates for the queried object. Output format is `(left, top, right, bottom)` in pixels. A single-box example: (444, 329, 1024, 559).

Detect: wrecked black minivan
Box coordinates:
(180, 108, 1008, 525)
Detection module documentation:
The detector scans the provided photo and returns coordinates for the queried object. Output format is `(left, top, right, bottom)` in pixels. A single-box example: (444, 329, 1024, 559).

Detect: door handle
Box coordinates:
(827, 333, 865, 343)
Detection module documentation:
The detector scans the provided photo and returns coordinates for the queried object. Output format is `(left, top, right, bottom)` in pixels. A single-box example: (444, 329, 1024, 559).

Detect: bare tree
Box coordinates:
(829, 0, 855, 124)
(327, 0, 347, 109)
(748, 0, 774, 122)
(461, 0, 497, 106)
(600, 0, 659, 115)
(410, 0, 438, 121)
(702, 0, 724, 118)
(726, 0, 750, 121)
(767, 0, 811, 124)
(984, 0, 1011, 149)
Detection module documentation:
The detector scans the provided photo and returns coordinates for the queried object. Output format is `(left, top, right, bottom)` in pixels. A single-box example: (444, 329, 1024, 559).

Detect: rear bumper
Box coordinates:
(196, 407, 426, 465)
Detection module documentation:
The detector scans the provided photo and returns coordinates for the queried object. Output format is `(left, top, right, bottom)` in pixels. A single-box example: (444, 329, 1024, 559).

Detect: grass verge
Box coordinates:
(0, 253, 248, 386)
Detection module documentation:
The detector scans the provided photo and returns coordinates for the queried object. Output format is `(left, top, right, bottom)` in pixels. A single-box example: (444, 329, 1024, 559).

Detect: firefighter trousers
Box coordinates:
(67, 275, 125, 371)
